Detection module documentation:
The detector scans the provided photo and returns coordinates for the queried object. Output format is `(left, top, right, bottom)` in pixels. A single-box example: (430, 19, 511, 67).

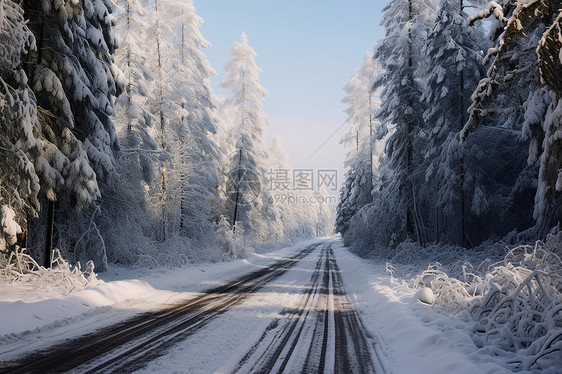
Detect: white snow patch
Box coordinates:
(415, 287, 435, 305)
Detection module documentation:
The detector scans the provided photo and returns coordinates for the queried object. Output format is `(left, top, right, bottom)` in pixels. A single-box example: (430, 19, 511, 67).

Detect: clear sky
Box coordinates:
(194, 0, 386, 190)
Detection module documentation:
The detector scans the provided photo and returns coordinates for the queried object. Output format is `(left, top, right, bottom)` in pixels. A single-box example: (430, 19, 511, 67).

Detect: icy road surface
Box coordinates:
(0, 242, 381, 373)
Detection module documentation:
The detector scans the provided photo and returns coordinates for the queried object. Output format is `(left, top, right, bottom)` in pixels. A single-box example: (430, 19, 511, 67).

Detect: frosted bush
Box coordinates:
(1, 246, 99, 292)
(1, 206, 22, 246)
(414, 264, 471, 311)
(383, 234, 561, 371)
(214, 218, 252, 260)
(465, 243, 562, 371)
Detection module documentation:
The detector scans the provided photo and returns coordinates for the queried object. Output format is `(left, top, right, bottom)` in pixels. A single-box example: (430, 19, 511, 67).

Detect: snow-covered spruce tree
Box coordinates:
(26, 0, 122, 269)
(530, 2, 562, 237)
(113, 0, 156, 164)
(336, 170, 358, 238)
(462, 0, 562, 238)
(343, 145, 403, 255)
(267, 137, 296, 241)
(372, 0, 436, 244)
(336, 53, 381, 237)
(0, 0, 41, 248)
(219, 33, 276, 240)
(163, 0, 221, 240)
(143, 0, 173, 241)
(95, 0, 159, 264)
(420, 0, 489, 245)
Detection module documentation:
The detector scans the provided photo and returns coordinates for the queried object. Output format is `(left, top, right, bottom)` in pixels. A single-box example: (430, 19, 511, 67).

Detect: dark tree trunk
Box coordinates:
(44, 200, 55, 268)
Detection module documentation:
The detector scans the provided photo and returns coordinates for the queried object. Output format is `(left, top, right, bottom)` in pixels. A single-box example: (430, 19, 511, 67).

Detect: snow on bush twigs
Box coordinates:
(1, 246, 99, 292)
(465, 243, 562, 371)
(386, 233, 562, 371)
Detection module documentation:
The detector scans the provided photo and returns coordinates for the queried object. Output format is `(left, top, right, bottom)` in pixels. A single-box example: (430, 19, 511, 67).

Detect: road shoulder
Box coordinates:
(331, 238, 510, 374)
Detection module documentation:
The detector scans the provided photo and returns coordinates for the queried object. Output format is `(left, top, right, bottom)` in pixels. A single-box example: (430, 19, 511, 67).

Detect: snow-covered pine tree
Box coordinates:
(527, 1, 562, 236)
(460, 0, 542, 230)
(336, 170, 359, 237)
(373, 0, 436, 243)
(462, 0, 539, 138)
(0, 0, 41, 247)
(267, 137, 296, 240)
(421, 0, 489, 245)
(113, 0, 157, 164)
(219, 33, 274, 239)
(342, 146, 403, 253)
(26, 0, 122, 268)
(336, 52, 381, 237)
(92, 0, 157, 265)
(163, 0, 221, 240)
(145, 0, 175, 241)
(462, 0, 562, 238)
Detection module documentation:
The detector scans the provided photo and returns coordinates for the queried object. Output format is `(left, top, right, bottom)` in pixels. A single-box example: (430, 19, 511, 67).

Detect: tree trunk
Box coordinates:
(126, 1, 132, 132)
(25, 7, 53, 265)
(44, 200, 55, 268)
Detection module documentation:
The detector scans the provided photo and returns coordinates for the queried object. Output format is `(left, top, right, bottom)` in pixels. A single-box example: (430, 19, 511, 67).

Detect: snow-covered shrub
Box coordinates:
(214, 217, 252, 260)
(1, 205, 22, 246)
(414, 264, 471, 312)
(374, 231, 561, 371)
(465, 243, 562, 371)
(56, 205, 108, 272)
(392, 238, 562, 371)
(0, 246, 99, 292)
(137, 236, 191, 268)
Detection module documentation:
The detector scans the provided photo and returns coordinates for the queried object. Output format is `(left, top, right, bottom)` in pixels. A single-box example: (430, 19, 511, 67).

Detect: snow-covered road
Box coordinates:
(1, 241, 380, 373)
(0, 237, 509, 373)
(231, 244, 378, 374)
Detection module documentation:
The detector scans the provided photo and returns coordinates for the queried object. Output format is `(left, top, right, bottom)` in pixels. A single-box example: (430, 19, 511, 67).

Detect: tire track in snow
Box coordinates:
(233, 244, 378, 374)
(0, 243, 321, 374)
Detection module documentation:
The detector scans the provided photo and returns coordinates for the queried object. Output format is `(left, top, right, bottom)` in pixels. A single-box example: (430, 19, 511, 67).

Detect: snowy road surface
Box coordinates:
(0, 241, 380, 373)
(232, 244, 377, 373)
(0, 238, 509, 373)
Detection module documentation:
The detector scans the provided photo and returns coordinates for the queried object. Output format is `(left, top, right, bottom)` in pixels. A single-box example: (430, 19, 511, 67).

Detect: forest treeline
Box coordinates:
(337, 0, 562, 254)
(0, 0, 332, 270)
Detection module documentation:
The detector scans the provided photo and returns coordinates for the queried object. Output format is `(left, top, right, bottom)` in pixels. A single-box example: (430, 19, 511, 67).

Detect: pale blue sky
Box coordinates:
(194, 0, 385, 185)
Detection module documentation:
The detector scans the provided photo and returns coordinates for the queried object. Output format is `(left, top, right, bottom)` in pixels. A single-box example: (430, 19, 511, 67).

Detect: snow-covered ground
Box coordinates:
(0, 239, 318, 361)
(331, 240, 510, 374)
(0, 237, 524, 373)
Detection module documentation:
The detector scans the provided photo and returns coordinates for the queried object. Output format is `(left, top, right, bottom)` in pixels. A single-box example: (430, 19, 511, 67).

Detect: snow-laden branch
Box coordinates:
(468, 1, 508, 26)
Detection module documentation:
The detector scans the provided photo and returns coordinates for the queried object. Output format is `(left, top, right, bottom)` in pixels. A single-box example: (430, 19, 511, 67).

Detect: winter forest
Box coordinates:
(0, 0, 333, 270)
(1, 0, 562, 372)
(336, 0, 562, 370)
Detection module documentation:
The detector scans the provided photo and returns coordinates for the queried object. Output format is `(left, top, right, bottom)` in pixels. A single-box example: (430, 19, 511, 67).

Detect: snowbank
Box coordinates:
(354, 229, 562, 372)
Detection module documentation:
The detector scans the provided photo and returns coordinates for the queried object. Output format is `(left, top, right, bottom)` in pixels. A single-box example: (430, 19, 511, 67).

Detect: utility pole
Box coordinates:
(232, 149, 243, 233)
(406, 0, 415, 239)
(155, 0, 167, 241)
(459, 0, 467, 247)
(369, 91, 374, 202)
